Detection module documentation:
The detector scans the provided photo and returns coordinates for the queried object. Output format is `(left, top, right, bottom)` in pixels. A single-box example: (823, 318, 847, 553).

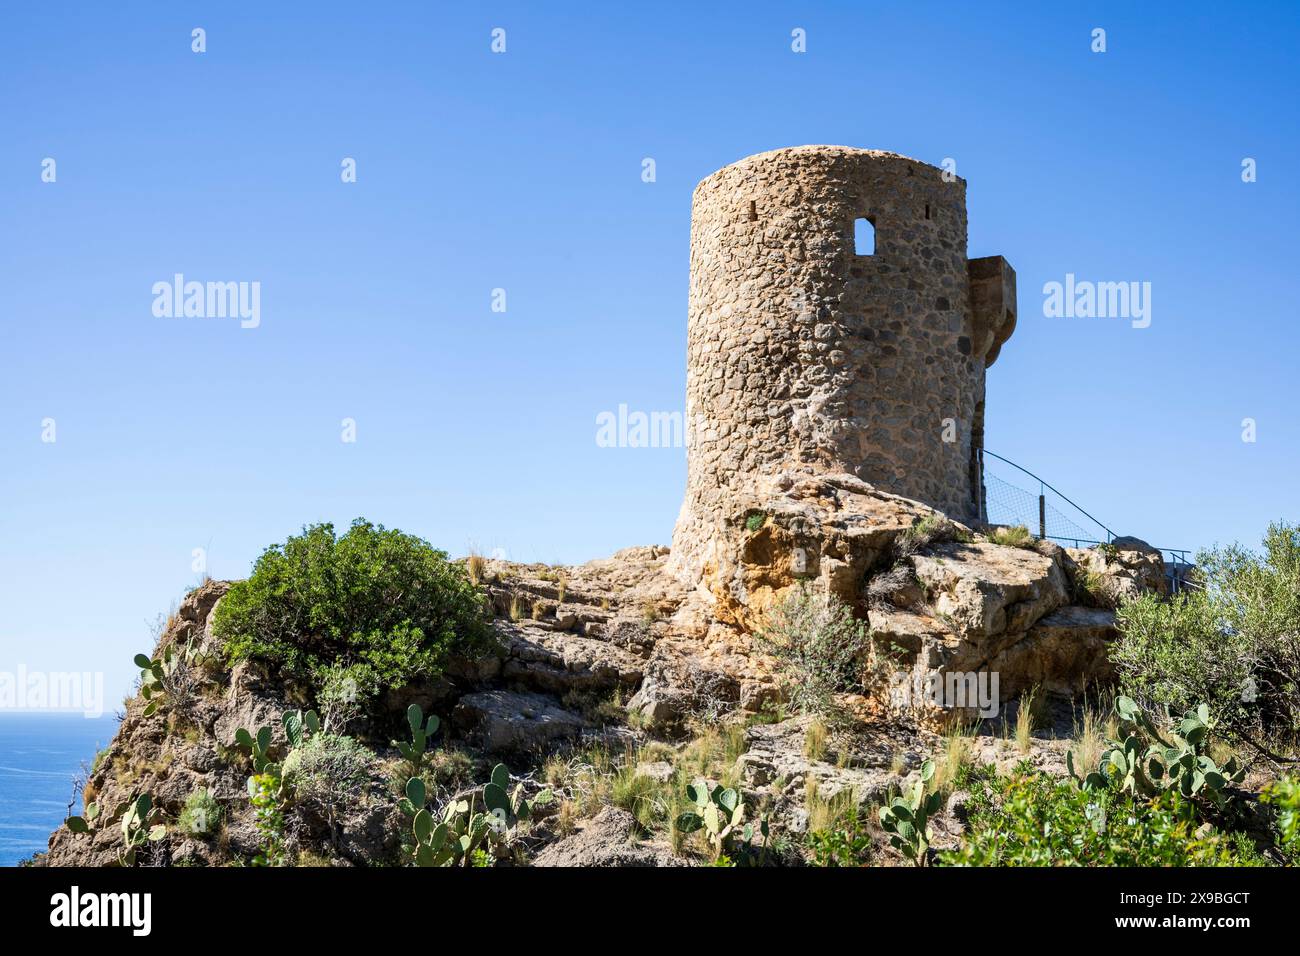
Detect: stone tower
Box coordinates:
(670, 146, 1017, 586)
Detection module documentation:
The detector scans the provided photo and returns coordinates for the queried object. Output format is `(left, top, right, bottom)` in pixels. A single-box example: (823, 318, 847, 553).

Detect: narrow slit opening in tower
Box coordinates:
(854, 217, 875, 256)
(748, 200, 757, 222)
(925, 203, 931, 220)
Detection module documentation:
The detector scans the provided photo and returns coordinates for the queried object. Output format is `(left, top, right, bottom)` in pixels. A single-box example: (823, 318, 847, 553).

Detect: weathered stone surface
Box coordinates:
(625, 680, 691, 732)
(499, 622, 644, 695)
(911, 541, 1069, 643)
(870, 605, 948, 656)
(624, 638, 744, 733)
(634, 761, 676, 784)
(872, 543, 1122, 721)
(699, 468, 942, 630)
(451, 690, 584, 754)
(985, 605, 1119, 697)
(1067, 538, 1168, 606)
(737, 718, 925, 832)
(532, 807, 685, 867)
(177, 577, 232, 660)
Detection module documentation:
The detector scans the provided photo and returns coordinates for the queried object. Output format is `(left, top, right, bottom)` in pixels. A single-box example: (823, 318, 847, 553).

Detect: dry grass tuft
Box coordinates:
(466, 550, 486, 585)
(1015, 685, 1039, 754)
(989, 524, 1035, 549)
(931, 723, 975, 796)
(804, 718, 829, 762)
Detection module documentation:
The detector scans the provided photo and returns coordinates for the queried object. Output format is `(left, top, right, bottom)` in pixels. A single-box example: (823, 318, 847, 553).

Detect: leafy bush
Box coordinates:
(807, 805, 874, 866)
(213, 519, 491, 698)
(281, 733, 378, 820)
(1113, 523, 1300, 755)
(940, 771, 1267, 866)
(755, 585, 886, 723)
(247, 772, 285, 867)
(178, 788, 222, 837)
(1261, 776, 1300, 864)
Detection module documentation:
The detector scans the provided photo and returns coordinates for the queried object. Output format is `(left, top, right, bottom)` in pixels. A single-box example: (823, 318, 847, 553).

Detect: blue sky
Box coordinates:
(2, 1, 1297, 706)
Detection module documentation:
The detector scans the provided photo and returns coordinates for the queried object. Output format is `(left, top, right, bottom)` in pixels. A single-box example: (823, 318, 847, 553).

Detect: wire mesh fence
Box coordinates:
(984, 473, 1100, 545)
(980, 450, 1195, 592)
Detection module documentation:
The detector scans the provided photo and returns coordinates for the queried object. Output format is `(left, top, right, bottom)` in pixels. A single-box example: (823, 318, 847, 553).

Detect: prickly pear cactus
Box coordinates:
(878, 759, 941, 866)
(1067, 697, 1245, 808)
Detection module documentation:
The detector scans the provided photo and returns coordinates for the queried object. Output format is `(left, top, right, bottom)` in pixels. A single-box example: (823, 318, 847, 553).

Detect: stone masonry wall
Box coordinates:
(670, 146, 1015, 585)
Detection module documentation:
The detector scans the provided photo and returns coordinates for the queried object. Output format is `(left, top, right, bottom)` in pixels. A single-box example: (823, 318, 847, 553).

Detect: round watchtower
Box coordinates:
(670, 145, 1016, 584)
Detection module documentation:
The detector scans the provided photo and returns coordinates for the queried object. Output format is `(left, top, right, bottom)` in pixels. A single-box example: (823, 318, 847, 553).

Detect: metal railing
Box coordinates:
(980, 449, 1196, 593)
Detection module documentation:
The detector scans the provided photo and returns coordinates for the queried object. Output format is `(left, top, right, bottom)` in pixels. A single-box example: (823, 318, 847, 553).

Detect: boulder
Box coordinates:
(451, 690, 584, 754)
(624, 642, 742, 733)
(983, 605, 1119, 698)
(532, 807, 685, 867)
(700, 470, 944, 631)
(911, 541, 1069, 643)
(634, 761, 675, 784)
(500, 623, 644, 696)
(1067, 539, 1168, 606)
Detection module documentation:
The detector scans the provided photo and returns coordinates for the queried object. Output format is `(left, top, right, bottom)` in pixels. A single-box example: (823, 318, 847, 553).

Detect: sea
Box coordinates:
(0, 712, 119, 866)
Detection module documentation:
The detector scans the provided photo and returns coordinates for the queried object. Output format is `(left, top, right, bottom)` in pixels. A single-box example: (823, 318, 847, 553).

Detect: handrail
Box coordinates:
(979, 451, 1197, 594)
(1041, 535, 1193, 567)
(983, 449, 1117, 542)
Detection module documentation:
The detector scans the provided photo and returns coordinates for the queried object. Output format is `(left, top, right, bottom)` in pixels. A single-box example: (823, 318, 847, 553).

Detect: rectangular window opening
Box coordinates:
(854, 217, 876, 256)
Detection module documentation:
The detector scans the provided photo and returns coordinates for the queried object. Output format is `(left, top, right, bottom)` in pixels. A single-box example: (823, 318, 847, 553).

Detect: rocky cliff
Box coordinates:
(40, 481, 1167, 868)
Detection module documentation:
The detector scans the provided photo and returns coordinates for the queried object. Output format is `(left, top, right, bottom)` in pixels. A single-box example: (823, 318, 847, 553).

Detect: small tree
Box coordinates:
(1114, 522, 1300, 759)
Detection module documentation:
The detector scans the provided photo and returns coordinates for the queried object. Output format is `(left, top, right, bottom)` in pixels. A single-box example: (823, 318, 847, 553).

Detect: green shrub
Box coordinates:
(213, 519, 491, 698)
(178, 788, 223, 837)
(1261, 776, 1300, 864)
(755, 585, 886, 724)
(1113, 523, 1300, 755)
(247, 772, 285, 867)
(940, 770, 1267, 867)
(281, 733, 378, 821)
(807, 805, 874, 866)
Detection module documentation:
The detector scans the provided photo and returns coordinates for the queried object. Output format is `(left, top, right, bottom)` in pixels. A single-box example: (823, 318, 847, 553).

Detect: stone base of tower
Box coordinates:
(663, 465, 1168, 728)
(668, 467, 942, 631)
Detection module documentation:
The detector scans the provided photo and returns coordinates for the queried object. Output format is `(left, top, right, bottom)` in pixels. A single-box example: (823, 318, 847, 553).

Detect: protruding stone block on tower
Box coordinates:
(968, 255, 1018, 368)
